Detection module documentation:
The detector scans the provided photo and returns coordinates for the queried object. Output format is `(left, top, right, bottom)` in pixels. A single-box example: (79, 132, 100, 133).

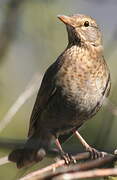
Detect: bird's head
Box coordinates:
(58, 14, 102, 47)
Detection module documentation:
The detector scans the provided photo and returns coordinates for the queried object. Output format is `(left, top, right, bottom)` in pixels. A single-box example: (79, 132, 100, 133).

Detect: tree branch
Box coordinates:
(19, 152, 117, 180)
(54, 168, 117, 180)
(0, 73, 42, 133)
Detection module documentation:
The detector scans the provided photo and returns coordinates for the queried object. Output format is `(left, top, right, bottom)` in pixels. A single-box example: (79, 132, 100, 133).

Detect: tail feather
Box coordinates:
(8, 132, 52, 168)
(8, 147, 46, 168)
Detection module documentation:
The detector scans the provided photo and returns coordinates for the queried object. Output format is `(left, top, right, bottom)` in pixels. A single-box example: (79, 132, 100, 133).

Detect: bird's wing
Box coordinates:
(28, 59, 62, 137)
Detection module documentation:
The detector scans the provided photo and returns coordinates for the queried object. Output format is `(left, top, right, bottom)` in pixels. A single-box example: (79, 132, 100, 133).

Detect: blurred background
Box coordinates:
(0, 0, 117, 179)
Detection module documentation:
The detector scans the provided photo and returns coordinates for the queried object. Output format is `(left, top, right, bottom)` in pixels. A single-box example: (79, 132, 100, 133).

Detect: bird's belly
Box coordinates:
(56, 75, 106, 117)
(40, 83, 104, 133)
(40, 71, 109, 135)
(60, 88, 103, 122)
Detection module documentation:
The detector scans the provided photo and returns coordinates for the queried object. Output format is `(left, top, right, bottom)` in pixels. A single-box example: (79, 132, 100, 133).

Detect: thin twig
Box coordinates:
(0, 156, 9, 166)
(54, 168, 117, 180)
(19, 152, 116, 180)
(0, 73, 42, 133)
(0, 151, 89, 168)
(19, 152, 91, 180)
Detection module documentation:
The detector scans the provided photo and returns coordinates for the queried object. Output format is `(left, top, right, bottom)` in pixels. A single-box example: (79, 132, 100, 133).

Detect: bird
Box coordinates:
(8, 14, 111, 168)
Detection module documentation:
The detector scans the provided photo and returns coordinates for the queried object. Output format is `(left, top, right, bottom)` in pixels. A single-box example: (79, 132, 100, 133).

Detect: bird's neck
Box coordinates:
(84, 41, 103, 56)
(67, 40, 81, 48)
(67, 41, 103, 56)
(68, 37, 81, 46)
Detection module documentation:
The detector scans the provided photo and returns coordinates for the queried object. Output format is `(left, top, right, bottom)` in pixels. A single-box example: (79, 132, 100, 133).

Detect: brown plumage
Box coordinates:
(9, 14, 111, 168)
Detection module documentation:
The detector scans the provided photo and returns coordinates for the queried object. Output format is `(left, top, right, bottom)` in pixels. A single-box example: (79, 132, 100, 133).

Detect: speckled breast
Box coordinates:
(56, 45, 110, 120)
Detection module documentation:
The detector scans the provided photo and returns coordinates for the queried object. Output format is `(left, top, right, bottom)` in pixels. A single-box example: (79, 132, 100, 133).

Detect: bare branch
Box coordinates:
(0, 151, 90, 168)
(19, 152, 116, 180)
(19, 152, 91, 180)
(0, 156, 9, 166)
(0, 73, 42, 133)
(54, 168, 117, 180)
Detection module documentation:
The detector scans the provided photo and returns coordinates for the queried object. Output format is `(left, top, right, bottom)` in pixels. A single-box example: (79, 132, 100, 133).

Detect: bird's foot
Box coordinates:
(60, 151, 76, 164)
(86, 146, 106, 159)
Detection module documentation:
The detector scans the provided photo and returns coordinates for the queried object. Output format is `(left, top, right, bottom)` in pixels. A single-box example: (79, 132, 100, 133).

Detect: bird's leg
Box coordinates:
(55, 138, 76, 164)
(55, 138, 70, 164)
(73, 130, 104, 159)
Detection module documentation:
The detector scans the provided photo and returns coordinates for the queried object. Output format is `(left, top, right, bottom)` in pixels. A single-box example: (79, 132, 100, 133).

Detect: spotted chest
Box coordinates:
(55, 45, 110, 112)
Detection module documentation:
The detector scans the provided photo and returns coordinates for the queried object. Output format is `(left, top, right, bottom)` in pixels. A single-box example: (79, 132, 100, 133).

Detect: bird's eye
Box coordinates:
(84, 21, 89, 27)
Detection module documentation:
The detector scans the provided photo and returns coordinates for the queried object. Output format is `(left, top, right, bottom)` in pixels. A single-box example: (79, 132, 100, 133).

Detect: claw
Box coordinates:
(86, 147, 106, 159)
(60, 152, 76, 164)
(70, 155, 77, 164)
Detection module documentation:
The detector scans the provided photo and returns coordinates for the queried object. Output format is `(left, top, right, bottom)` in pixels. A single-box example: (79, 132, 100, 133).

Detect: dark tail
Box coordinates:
(8, 131, 52, 168)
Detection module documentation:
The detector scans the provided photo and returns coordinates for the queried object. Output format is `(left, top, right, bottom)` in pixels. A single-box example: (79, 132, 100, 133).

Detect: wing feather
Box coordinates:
(28, 58, 63, 137)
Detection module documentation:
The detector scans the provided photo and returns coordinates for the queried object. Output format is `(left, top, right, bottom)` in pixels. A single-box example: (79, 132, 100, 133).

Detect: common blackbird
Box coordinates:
(9, 14, 111, 168)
